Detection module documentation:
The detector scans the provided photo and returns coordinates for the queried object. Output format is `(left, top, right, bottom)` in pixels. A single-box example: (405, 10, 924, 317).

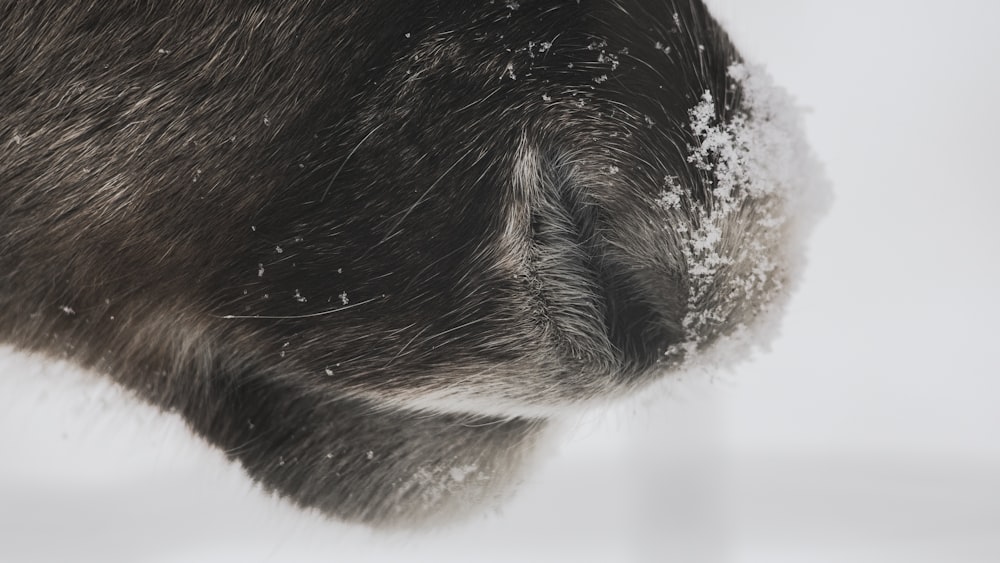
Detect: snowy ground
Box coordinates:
(3, 1, 999, 561)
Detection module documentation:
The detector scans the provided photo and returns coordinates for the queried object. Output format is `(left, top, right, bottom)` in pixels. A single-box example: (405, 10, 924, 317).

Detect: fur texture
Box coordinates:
(0, 0, 816, 525)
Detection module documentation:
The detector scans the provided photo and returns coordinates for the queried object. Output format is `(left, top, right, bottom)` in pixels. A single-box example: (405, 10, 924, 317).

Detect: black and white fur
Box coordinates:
(0, 0, 814, 525)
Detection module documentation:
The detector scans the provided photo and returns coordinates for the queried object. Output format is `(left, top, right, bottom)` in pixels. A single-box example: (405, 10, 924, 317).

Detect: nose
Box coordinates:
(503, 141, 689, 381)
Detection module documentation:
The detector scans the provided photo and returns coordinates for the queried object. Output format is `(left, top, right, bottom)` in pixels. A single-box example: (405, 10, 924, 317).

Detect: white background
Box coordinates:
(2, 1, 998, 561)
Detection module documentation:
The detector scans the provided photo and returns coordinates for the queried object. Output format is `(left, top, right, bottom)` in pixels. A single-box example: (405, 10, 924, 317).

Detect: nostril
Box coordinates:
(549, 194, 685, 371)
(597, 266, 687, 372)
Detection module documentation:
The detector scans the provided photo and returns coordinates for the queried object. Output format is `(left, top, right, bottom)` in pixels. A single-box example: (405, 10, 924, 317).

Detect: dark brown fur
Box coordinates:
(0, 1, 789, 525)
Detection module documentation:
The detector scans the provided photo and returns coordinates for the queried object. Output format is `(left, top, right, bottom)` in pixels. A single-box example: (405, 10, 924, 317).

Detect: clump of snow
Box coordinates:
(447, 464, 478, 483)
(596, 50, 620, 71)
(659, 63, 830, 372)
(655, 175, 685, 211)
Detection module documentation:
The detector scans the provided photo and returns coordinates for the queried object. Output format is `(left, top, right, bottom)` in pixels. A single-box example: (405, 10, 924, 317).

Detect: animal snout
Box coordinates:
(504, 142, 687, 381)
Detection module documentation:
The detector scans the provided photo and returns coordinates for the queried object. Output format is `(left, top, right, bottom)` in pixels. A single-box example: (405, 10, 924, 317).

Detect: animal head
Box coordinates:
(0, 0, 826, 525)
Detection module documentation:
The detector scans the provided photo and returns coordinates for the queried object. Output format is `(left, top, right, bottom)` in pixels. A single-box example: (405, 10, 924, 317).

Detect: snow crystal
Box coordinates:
(655, 175, 684, 211)
(448, 464, 478, 483)
(596, 51, 620, 71)
(505, 63, 516, 80)
(587, 39, 608, 51)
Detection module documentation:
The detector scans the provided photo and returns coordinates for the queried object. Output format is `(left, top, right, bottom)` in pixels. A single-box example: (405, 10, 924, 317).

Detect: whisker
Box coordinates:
(217, 295, 383, 320)
(320, 122, 385, 203)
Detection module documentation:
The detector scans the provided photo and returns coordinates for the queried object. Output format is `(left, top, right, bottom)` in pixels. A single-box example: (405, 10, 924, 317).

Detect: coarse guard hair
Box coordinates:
(0, 0, 827, 526)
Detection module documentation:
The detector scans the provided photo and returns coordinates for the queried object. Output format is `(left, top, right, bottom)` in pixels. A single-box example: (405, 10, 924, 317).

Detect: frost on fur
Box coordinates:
(659, 63, 828, 369)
